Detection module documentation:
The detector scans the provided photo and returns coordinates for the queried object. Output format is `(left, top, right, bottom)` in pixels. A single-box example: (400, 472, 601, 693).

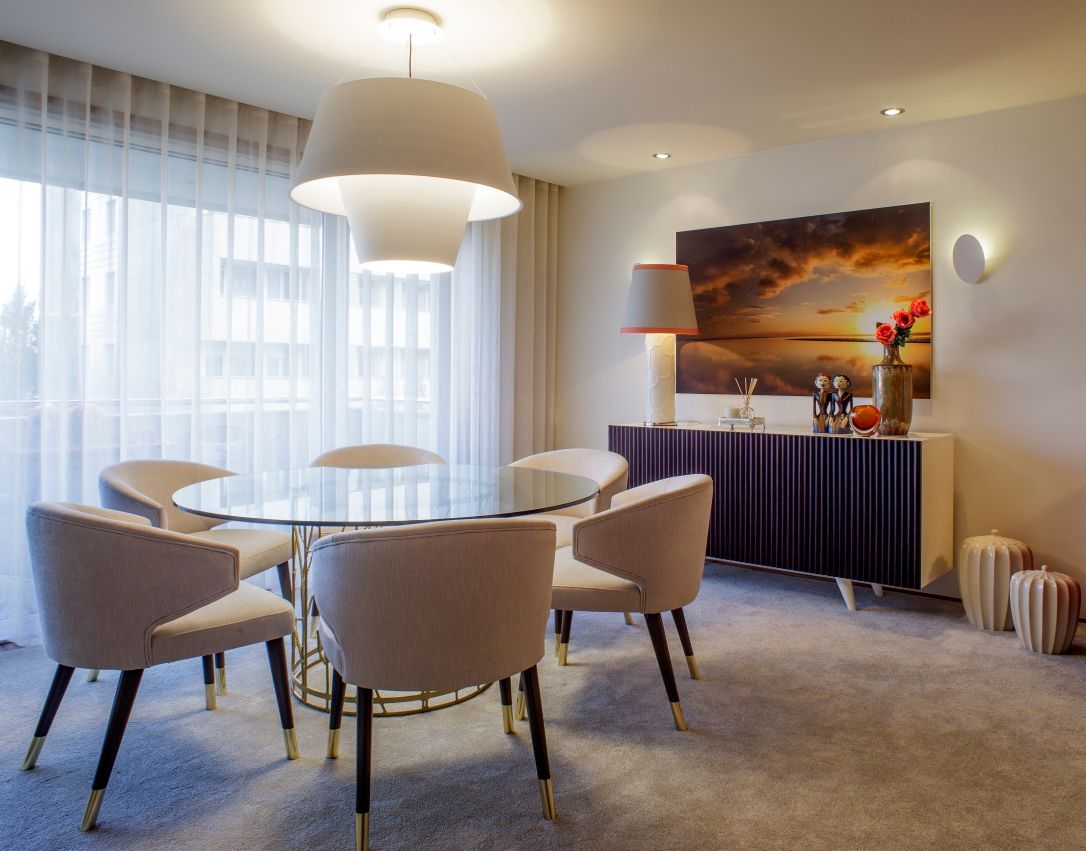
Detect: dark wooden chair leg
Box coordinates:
(201, 655, 216, 710)
(645, 612, 688, 731)
(515, 673, 526, 721)
(21, 663, 75, 770)
(265, 638, 299, 760)
(356, 687, 374, 851)
(670, 607, 702, 680)
(328, 667, 347, 758)
(214, 651, 227, 695)
(557, 610, 572, 666)
(276, 561, 293, 605)
(80, 669, 143, 832)
(520, 665, 556, 820)
(553, 609, 561, 656)
(498, 677, 515, 734)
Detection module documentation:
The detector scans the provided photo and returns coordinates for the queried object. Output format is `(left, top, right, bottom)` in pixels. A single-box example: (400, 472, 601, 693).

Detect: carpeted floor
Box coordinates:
(2, 563, 1084, 850)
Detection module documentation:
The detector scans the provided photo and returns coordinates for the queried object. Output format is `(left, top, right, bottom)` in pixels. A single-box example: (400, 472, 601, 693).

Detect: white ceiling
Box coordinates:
(3, 0, 1086, 185)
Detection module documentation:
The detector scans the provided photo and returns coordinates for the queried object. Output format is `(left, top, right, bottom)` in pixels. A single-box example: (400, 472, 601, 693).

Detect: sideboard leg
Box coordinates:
(835, 578, 858, 611)
(871, 583, 886, 598)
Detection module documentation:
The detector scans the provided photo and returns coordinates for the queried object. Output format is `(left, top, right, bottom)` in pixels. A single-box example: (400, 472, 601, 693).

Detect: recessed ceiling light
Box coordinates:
(880, 107, 905, 117)
(652, 152, 671, 160)
(380, 7, 443, 45)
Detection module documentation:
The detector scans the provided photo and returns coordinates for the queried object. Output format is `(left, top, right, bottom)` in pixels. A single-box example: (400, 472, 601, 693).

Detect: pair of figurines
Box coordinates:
(812, 373, 853, 434)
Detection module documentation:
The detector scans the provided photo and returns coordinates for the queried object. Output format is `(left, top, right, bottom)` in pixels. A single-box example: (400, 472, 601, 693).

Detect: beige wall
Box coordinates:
(556, 95, 1086, 595)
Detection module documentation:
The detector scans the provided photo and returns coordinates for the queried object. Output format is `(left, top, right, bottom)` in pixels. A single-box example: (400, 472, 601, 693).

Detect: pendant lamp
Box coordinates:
(290, 8, 522, 274)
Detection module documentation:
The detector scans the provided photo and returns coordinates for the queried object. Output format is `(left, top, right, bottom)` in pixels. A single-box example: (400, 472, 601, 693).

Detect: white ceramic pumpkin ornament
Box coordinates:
(1009, 565, 1081, 655)
(958, 530, 1032, 630)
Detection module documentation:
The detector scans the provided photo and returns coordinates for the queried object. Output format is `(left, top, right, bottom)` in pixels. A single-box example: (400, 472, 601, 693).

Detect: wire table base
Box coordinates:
(288, 523, 491, 716)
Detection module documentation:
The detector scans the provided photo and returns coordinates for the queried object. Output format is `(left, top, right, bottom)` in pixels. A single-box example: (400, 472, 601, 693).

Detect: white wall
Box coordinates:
(556, 95, 1086, 594)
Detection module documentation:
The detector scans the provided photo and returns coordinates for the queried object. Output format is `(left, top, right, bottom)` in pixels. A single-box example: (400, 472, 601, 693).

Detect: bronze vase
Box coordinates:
(872, 345, 912, 435)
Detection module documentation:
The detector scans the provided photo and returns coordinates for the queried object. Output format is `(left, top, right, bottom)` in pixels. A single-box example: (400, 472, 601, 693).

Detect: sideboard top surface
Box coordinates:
(611, 422, 952, 442)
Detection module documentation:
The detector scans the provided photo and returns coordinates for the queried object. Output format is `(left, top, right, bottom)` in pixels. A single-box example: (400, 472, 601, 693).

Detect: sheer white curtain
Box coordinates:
(0, 42, 559, 643)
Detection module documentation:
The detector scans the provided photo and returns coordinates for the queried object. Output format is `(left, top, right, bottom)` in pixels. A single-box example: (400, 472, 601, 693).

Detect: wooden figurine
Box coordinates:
(831, 374, 853, 434)
(812, 373, 834, 433)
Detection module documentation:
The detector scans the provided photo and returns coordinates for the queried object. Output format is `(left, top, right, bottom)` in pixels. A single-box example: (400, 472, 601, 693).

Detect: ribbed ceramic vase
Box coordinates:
(872, 345, 912, 435)
(1009, 566, 1081, 655)
(958, 530, 1033, 630)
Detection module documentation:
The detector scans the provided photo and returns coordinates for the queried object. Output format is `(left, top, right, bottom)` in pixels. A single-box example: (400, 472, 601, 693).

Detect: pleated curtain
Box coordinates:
(0, 41, 559, 643)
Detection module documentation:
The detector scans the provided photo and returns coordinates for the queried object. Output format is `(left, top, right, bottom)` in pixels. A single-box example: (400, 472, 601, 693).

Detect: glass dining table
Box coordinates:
(173, 464, 598, 717)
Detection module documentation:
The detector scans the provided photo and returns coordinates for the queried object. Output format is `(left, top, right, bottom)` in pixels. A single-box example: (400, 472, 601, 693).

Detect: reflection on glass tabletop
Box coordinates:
(173, 464, 599, 527)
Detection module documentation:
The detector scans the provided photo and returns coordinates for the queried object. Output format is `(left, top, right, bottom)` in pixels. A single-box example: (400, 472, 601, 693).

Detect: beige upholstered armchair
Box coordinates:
(98, 459, 295, 693)
(310, 519, 557, 851)
(509, 448, 628, 548)
(548, 474, 713, 730)
(310, 443, 445, 468)
(21, 502, 298, 833)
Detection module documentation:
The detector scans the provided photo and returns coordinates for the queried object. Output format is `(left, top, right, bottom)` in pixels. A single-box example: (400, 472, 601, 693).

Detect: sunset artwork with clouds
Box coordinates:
(675, 203, 932, 398)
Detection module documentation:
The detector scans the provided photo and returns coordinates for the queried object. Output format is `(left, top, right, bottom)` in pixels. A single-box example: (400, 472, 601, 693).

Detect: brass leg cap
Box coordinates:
(204, 683, 217, 711)
(355, 811, 370, 851)
(538, 778, 557, 820)
(80, 788, 105, 832)
(327, 727, 341, 759)
(215, 666, 227, 696)
(284, 728, 300, 760)
(502, 704, 515, 734)
(86, 669, 100, 683)
(557, 643, 568, 667)
(553, 634, 559, 658)
(686, 654, 703, 681)
(670, 701, 688, 732)
(514, 691, 526, 722)
(623, 611, 635, 625)
(21, 736, 45, 771)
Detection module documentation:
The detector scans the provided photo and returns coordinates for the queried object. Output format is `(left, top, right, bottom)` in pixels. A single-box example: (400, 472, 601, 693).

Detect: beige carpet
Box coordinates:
(2, 563, 1084, 850)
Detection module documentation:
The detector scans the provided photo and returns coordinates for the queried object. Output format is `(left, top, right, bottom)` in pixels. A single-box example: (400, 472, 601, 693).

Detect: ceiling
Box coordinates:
(3, 0, 1086, 185)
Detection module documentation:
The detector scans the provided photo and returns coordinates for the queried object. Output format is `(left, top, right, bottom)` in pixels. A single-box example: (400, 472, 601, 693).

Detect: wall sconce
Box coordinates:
(953, 234, 986, 284)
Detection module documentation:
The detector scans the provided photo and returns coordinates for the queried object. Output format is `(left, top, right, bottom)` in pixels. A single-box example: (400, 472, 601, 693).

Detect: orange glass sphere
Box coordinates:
(850, 405, 881, 437)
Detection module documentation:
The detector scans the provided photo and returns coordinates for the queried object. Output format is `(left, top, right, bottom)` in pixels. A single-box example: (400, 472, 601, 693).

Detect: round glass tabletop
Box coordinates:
(173, 464, 599, 527)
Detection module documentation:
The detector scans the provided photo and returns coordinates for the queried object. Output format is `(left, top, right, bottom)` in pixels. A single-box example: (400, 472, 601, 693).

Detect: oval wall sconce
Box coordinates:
(953, 233, 986, 283)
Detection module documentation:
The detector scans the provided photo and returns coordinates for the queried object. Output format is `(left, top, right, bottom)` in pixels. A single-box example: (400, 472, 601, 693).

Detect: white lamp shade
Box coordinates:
(291, 77, 522, 270)
(620, 264, 698, 334)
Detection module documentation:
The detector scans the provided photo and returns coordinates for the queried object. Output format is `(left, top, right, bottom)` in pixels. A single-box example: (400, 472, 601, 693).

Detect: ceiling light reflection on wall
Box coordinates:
(880, 107, 905, 117)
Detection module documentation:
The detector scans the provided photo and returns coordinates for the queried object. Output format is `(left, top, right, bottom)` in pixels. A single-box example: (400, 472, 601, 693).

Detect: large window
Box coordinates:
(0, 43, 555, 644)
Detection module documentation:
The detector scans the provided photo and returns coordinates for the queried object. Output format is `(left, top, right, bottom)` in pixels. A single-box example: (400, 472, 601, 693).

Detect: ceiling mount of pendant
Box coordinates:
(380, 7, 443, 45)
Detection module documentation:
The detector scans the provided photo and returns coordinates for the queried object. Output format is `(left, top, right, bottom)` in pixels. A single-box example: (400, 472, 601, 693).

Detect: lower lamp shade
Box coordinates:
(1009, 566, 1081, 654)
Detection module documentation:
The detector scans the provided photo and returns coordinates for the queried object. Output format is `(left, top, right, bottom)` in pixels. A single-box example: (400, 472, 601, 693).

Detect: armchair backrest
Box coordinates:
(310, 444, 446, 469)
(509, 448, 629, 517)
(98, 459, 234, 533)
(25, 502, 240, 670)
(573, 474, 713, 613)
(311, 519, 555, 692)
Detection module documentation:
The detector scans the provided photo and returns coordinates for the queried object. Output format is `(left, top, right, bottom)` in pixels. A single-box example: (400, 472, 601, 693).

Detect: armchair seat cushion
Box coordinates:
(534, 514, 576, 549)
(551, 546, 643, 613)
(150, 583, 294, 665)
(189, 527, 293, 580)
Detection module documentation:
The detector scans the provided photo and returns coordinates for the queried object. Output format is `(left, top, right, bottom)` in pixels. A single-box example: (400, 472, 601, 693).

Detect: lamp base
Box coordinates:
(645, 333, 677, 425)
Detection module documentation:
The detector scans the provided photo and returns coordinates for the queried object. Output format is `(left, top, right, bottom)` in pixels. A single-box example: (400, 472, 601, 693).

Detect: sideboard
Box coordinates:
(608, 423, 954, 610)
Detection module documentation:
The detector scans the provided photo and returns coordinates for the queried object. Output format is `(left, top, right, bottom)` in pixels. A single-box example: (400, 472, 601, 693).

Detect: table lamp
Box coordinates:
(620, 263, 698, 426)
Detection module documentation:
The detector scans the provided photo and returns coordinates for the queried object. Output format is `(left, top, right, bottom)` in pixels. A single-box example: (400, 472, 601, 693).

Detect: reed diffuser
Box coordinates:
(735, 377, 758, 419)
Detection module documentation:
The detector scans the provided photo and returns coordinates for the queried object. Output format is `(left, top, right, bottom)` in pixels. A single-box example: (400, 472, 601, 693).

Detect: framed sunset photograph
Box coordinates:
(676, 203, 932, 398)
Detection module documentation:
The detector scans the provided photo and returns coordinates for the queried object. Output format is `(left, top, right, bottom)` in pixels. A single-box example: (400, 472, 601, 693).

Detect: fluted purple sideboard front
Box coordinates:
(608, 424, 954, 591)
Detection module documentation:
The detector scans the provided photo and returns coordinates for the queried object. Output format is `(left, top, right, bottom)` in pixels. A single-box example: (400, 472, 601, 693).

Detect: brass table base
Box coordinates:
(289, 524, 491, 717)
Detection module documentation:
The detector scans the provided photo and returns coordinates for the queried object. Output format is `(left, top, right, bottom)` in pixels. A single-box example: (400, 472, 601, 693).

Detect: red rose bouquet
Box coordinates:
(876, 298, 931, 349)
